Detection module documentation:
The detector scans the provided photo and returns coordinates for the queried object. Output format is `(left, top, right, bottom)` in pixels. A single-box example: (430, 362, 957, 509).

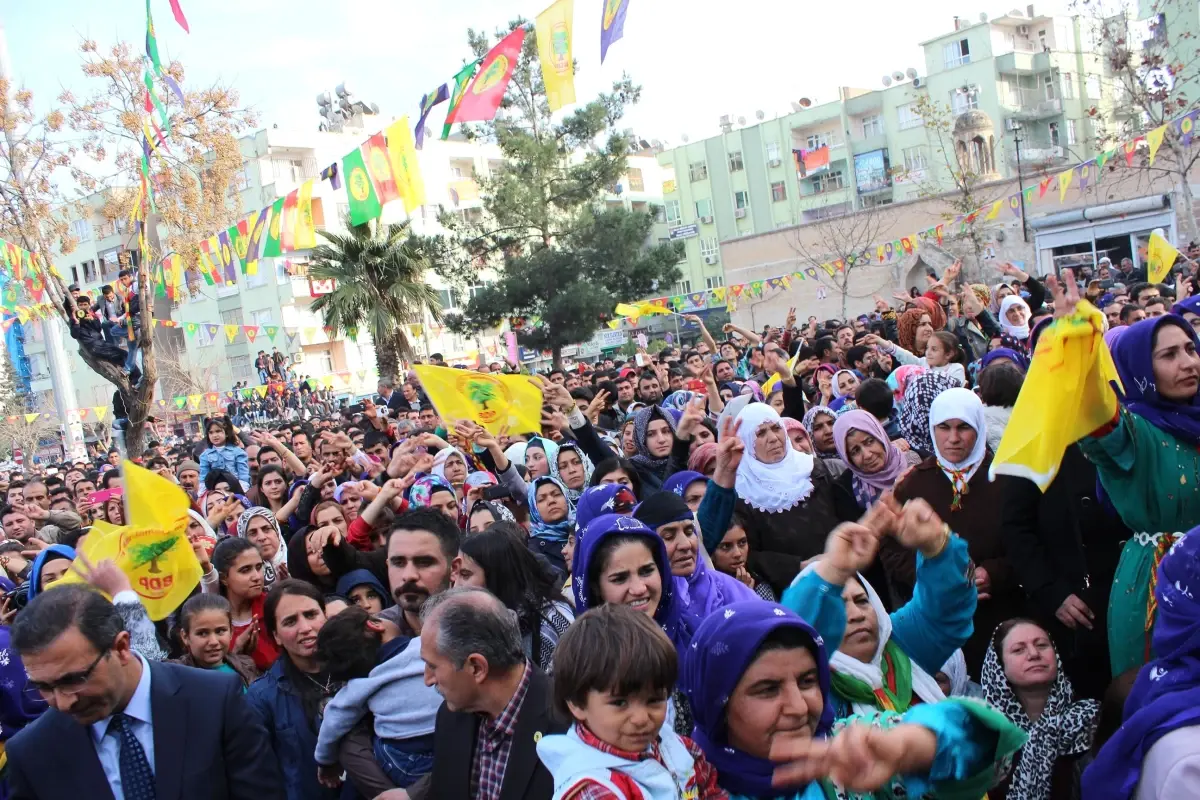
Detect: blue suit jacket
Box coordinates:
(6, 660, 284, 800)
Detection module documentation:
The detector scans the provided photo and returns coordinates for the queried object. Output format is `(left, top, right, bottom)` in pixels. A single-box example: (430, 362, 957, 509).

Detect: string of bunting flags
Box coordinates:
(6, 367, 380, 427)
(611, 109, 1200, 322)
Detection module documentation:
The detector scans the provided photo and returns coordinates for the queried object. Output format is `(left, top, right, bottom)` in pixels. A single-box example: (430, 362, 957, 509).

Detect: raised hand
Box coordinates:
(815, 521, 883, 585)
(1046, 268, 1080, 320)
(675, 396, 707, 440)
(893, 498, 951, 558)
(712, 417, 744, 489)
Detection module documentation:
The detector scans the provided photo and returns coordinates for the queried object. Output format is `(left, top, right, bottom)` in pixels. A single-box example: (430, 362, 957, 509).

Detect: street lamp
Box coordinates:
(1009, 119, 1029, 243)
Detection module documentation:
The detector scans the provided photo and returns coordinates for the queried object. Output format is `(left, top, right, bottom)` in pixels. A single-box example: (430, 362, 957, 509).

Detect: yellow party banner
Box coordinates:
(1147, 229, 1180, 284)
(61, 462, 200, 620)
(536, 0, 576, 112)
(413, 364, 543, 435)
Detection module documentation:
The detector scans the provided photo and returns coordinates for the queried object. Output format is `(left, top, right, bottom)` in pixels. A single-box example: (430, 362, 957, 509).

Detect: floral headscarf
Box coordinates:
(407, 473, 456, 509)
(687, 442, 718, 476)
(802, 405, 837, 457)
(236, 506, 288, 589)
(898, 371, 960, 454)
(549, 442, 595, 502)
(630, 405, 679, 477)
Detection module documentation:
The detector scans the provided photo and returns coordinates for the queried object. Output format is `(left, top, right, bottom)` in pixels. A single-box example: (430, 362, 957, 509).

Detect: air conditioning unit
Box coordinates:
(700, 215, 714, 224)
(704, 255, 719, 265)
(768, 158, 782, 167)
(1017, 24, 1030, 35)
(734, 208, 748, 219)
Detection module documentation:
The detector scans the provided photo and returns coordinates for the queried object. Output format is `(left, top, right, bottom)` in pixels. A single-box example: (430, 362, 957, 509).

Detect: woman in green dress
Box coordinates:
(1049, 274, 1200, 676)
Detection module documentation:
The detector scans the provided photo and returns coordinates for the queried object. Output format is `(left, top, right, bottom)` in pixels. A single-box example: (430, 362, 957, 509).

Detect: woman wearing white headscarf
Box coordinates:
(889, 387, 1023, 676)
(695, 402, 841, 596)
(999, 294, 1034, 354)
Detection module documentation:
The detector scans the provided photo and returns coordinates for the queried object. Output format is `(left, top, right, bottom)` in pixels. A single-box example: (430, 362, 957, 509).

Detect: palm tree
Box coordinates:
(308, 220, 445, 381)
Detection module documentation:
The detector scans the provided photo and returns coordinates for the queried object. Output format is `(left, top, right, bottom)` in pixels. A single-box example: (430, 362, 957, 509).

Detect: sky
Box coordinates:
(2, 0, 1070, 150)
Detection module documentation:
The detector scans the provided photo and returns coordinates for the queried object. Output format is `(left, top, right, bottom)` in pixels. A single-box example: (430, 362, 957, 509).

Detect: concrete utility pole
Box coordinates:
(0, 20, 86, 460)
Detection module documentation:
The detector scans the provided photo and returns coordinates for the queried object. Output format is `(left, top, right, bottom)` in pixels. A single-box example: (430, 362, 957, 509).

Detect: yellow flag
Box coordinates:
(293, 179, 317, 249)
(187, 394, 203, 410)
(536, 0, 576, 112)
(990, 300, 1119, 490)
(224, 324, 240, 344)
(253, 385, 268, 398)
(985, 199, 1003, 220)
(413, 364, 544, 435)
(763, 350, 800, 394)
(1146, 124, 1167, 165)
(23, 413, 38, 423)
(61, 462, 200, 620)
(93, 406, 109, 421)
(1147, 230, 1180, 284)
(637, 302, 673, 316)
(386, 117, 426, 214)
(1058, 167, 1074, 202)
(614, 302, 642, 317)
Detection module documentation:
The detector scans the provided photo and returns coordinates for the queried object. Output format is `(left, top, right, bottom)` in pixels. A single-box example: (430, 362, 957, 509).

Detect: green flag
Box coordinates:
(263, 197, 285, 257)
(226, 224, 246, 275)
(343, 148, 382, 225)
(442, 60, 481, 140)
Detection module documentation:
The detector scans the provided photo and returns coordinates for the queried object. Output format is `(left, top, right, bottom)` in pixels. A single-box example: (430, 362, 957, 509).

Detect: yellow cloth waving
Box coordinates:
(61, 461, 200, 620)
(413, 364, 543, 435)
(989, 300, 1121, 490)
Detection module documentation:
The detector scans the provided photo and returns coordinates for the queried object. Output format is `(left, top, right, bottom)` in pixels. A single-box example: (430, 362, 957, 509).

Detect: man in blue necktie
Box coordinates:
(6, 584, 283, 800)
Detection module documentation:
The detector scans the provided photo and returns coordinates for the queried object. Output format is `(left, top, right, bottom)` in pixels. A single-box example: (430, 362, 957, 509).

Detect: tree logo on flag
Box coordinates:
(551, 23, 570, 73)
(473, 55, 511, 95)
(269, 211, 282, 240)
(603, 0, 624, 28)
(349, 166, 373, 202)
(458, 373, 511, 424)
(368, 149, 393, 182)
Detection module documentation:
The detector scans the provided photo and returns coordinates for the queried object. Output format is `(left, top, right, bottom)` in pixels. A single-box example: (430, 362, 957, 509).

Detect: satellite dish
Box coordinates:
(798, 97, 812, 108)
(892, 71, 906, 82)
(979, 11, 988, 22)
(790, 102, 802, 112)
(335, 82, 351, 98)
(906, 67, 918, 79)
(882, 76, 893, 87)
(368, 102, 380, 114)
(755, 110, 765, 121)
(681, 134, 689, 143)
(737, 116, 746, 125)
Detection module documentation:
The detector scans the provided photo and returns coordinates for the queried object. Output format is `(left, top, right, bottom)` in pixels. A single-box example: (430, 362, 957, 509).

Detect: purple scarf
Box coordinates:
(1110, 315, 1200, 445)
(1082, 531, 1200, 799)
(832, 409, 907, 506)
(682, 601, 834, 798)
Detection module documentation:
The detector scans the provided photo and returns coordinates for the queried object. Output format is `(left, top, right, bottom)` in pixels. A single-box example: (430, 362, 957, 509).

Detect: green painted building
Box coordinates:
(654, 6, 1118, 303)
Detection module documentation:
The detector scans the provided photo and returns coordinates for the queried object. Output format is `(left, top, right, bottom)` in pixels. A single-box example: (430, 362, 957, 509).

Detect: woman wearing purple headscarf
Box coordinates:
(830, 410, 921, 521)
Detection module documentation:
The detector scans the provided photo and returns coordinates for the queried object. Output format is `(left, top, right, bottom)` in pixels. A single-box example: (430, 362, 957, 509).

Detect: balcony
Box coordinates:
(852, 133, 889, 157)
(797, 185, 853, 211)
(1002, 92, 1063, 120)
(1007, 144, 1066, 165)
(996, 51, 1036, 74)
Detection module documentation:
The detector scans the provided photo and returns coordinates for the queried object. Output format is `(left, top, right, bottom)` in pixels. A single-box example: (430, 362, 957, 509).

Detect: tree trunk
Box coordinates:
(375, 333, 401, 381)
(552, 344, 562, 369)
(839, 275, 850, 319)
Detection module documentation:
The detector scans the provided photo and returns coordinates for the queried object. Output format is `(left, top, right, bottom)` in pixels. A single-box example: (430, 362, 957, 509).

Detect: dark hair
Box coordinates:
(204, 469, 240, 493)
(1092, 667, 1141, 754)
(754, 624, 819, 661)
(316, 605, 381, 682)
(1128, 282, 1156, 303)
(206, 416, 236, 444)
(855, 378, 894, 420)
(460, 528, 563, 635)
(1119, 304, 1143, 324)
(387, 508, 461, 562)
(11, 584, 125, 656)
(991, 617, 1052, 658)
(0, 540, 25, 555)
(256, 445, 281, 461)
(845, 345, 871, 368)
(979, 362, 1025, 407)
(928, 330, 964, 364)
(0, 504, 25, 523)
(587, 534, 657, 605)
(100, 471, 122, 490)
(255, 465, 289, 499)
(419, 587, 525, 671)
(212, 537, 260, 597)
(263, 579, 327, 640)
(551, 604, 676, 719)
(178, 593, 232, 632)
(814, 337, 836, 361)
(588, 457, 644, 499)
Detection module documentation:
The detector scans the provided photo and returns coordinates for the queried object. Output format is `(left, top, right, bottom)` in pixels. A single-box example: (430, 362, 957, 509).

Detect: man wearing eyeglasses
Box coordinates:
(5, 584, 284, 799)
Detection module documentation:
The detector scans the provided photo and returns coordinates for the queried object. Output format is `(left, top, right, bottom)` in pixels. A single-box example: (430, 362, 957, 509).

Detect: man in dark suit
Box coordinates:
(402, 587, 567, 800)
(376, 378, 407, 416)
(7, 584, 283, 800)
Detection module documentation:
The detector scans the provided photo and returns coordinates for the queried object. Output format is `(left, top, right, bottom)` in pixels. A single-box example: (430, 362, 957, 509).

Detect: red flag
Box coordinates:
(362, 133, 400, 204)
(448, 28, 527, 124)
(169, 0, 190, 32)
(281, 190, 298, 252)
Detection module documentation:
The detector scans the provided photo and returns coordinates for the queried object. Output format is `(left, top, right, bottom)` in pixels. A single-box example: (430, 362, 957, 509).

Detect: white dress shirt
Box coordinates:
(90, 652, 155, 800)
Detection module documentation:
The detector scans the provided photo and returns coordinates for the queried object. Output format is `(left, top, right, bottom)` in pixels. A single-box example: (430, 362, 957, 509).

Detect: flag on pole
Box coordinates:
(414, 84, 450, 149)
(343, 148, 382, 225)
(536, 0, 576, 111)
(293, 180, 317, 250)
(280, 189, 298, 252)
(386, 117, 426, 214)
(169, 0, 190, 32)
(1147, 229, 1179, 284)
(600, 0, 631, 62)
(413, 365, 543, 436)
(448, 28, 527, 124)
(443, 60, 481, 140)
(217, 230, 238, 282)
(263, 197, 285, 257)
(362, 133, 400, 205)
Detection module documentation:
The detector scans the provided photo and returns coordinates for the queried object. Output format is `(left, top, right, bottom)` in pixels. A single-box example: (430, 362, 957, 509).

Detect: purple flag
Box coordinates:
(217, 230, 237, 282)
(319, 162, 341, 190)
(600, 0, 631, 63)
(415, 84, 450, 150)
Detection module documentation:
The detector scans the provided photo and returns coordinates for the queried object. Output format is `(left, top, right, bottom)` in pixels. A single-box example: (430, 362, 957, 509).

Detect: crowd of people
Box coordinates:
(1, 257, 1198, 799)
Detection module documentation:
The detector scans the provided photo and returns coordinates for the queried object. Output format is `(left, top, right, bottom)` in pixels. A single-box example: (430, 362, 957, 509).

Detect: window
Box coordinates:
(734, 190, 750, 210)
(950, 86, 980, 115)
(810, 170, 844, 193)
(706, 275, 724, 289)
(273, 158, 305, 184)
(438, 288, 461, 310)
(626, 168, 644, 192)
(312, 349, 334, 374)
(700, 238, 719, 259)
(689, 162, 709, 181)
(71, 219, 91, 243)
(229, 354, 252, 382)
(943, 38, 971, 68)
(695, 198, 714, 219)
(198, 325, 216, 348)
(251, 309, 274, 326)
(1067, 119, 1078, 145)
(1049, 121, 1061, 147)
(860, 194, 893, 209)
(1062, 72, 1075, 98)
(901, 146, 927, 172)
(1086, 74, 1102, 98)
(665, 199, 682, 226)
(771, 181, 788, 202)
(897, 103, 923, 130)
(766, 141, 781, 162)
(861, 114, 883, 137)
(728, 151, 744, 172)
(1043, 75, 1058, 100)
(674, 280, 693, 294)
(82, 260, 95, 282)
(1088, 117, 1101, 140)
(806, 131, 833, 149)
